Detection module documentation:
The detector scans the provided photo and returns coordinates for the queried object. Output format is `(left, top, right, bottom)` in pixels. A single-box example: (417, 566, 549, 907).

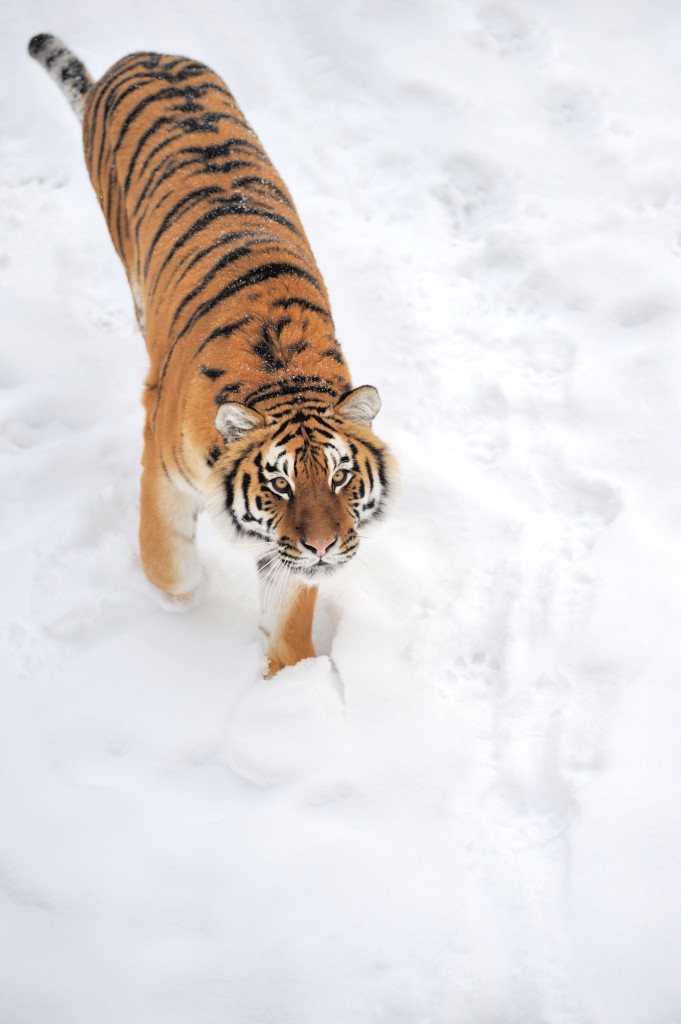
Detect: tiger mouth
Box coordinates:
(282, 552, 356, 579)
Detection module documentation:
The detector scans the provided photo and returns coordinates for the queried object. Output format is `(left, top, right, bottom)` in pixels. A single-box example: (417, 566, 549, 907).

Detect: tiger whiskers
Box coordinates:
(226, 545, 278, 615)
(348, 558, 372, 598)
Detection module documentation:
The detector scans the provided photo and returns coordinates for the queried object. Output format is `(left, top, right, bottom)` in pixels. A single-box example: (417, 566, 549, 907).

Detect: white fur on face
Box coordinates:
(324, 434, 353, 488)
(262, 444, 295, 492)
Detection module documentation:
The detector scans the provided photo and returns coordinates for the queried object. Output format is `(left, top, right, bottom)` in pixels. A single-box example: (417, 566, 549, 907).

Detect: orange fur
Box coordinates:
(264, 584, 318, 679)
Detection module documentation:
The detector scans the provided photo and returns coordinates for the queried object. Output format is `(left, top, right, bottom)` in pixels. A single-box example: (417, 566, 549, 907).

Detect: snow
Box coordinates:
(2, 1, 681, 1021)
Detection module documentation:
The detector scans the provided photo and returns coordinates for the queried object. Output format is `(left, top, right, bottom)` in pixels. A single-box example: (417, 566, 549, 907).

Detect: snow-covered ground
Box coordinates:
(2, 1, 681, 1021)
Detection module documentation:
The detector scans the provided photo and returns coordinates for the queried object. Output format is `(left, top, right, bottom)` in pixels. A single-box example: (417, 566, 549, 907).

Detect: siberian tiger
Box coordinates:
(28, 34, 395, 676)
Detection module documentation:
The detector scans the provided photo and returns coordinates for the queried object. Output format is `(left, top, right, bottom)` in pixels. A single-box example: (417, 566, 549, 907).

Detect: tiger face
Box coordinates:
(208, 386, 394, 580)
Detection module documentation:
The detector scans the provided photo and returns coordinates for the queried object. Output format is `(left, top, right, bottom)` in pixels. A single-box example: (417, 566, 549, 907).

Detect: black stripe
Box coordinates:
(149, 229, 263, 307)
(108, 75, 160, 118)
(169, 245, 253, 326)
(172, 445, 200, 493)
(287, 340, 309, 356)
(104, 162, 118, 249)
(110, 64, 217, 122)
(199, 365, 225, 380)
(175, 139, 265, 162)
(223, 470, 242, 533)
(93, 58, 164, 181)
(132, 141, 221, 220)
(231, 176, 293, 207)
(112, 84, 246, 202)
(153, 196, 301, 257)
(215, 381, 243, 403)
(136, 130, 184, 185)
(308, 424, 336, 440)
(175, 110, 249, 134)
(133, 158, 179, 216)
(272, 430, 298, 445)
(271, 297, 331, 318)
(59, 57, 91, 96)
(142, 187, 225, 275)
(169, 230, 261, 288)
(359, 440, 387, 489)
(206, 445, 222, 468)
(175, 262, 323, 346)
(241, 472, 252, 514)
(187, 155, 256, 171)
(115, 179, 127, 260)
(249, 383, 339, 405)
(244, 376, 336, 404)
(129, 132, 186, 282)
(194, 316, 252, 357)
(141, 154, 256, 207)
(122, 116, 175, 192)
(113, 82, 241, 164)
(187, 161, 258, 179)
(321, 347, 344, 364)
(45, 46, 65, 69)
(145, 202, 302, 296)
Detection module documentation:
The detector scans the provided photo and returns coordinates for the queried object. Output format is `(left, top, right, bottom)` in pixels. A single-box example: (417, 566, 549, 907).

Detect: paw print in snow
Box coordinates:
(441, 650, 502, 695)
(473, 4, 550, 59)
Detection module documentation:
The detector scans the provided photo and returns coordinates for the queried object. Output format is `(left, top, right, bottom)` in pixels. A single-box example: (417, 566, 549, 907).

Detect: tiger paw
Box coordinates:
(264, 656, 285, 680)
(264, 640, 316, 679)
(145, 571, 206, 613)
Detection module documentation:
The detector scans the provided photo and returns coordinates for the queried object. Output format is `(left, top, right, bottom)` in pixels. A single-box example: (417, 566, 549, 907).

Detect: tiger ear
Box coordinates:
(215, 403, 264, 442)
(335, 385, 381, 426)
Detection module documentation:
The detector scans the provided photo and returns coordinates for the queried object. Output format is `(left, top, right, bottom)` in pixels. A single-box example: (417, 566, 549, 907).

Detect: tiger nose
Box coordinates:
(302, 535, 337, 558)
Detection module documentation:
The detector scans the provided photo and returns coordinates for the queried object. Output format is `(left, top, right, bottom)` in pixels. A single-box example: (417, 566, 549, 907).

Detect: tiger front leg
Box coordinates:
(139, 449, 203, 604)
(259, 568, 318, 678)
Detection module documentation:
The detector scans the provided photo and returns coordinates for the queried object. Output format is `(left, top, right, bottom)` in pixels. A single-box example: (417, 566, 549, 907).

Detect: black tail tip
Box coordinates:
(28, 33, 54, 58)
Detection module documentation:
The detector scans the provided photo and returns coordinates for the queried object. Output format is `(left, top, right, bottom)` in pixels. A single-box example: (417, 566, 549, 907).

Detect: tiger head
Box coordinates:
(207, 386, 395, 579)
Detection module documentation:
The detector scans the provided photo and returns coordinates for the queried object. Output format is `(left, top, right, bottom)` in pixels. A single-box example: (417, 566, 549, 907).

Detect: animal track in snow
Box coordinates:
(0, 866, 52, 912)
(535, 453, 624, 559)
(505, 328, 577, 382)
(486, 671, 576, 843)
(546, 83, 604, 133)
(3, 620, 55, 682)
(1, 413, 74, 451)
(32, 534, 139, 642)
(472, 3, 551, 59)
(443, 650, 503, 695)
(432, 154, 516, 241)
(612, 291, 677, 328)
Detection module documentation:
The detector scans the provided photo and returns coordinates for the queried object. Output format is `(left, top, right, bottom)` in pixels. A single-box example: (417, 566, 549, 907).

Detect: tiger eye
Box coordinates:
(332, 469, 348, 486)
(272, 477, 289, 492)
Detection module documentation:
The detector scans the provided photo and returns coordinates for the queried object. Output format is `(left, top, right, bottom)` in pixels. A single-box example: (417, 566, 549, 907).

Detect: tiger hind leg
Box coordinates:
(139, 446, 203, 603)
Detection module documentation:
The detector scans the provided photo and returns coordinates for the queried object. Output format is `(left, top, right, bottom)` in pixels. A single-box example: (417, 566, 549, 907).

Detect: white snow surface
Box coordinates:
(2, 1, 681, 1021)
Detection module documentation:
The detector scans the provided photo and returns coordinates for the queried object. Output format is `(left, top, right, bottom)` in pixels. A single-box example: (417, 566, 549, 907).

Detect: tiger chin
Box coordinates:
(29, 34, 396, 677)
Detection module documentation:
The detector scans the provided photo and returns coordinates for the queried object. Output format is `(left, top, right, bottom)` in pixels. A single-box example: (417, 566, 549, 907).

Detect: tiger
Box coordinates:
(28, 34, 396, 677)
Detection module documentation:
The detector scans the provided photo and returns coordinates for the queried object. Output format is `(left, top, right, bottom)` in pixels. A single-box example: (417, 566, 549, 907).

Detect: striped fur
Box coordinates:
(28, 34, 93, 118)
(28, 39, 396, 676)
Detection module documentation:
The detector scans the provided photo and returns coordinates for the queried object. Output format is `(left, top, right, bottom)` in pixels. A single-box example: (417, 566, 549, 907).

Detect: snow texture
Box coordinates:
(2, 1, 681, 1022)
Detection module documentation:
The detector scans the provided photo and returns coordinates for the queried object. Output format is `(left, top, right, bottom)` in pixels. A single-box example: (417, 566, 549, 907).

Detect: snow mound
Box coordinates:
(222, 656, 345, 786)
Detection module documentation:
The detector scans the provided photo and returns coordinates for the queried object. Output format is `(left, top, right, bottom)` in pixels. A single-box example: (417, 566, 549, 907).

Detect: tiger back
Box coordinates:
(29, 35, 396, 677)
